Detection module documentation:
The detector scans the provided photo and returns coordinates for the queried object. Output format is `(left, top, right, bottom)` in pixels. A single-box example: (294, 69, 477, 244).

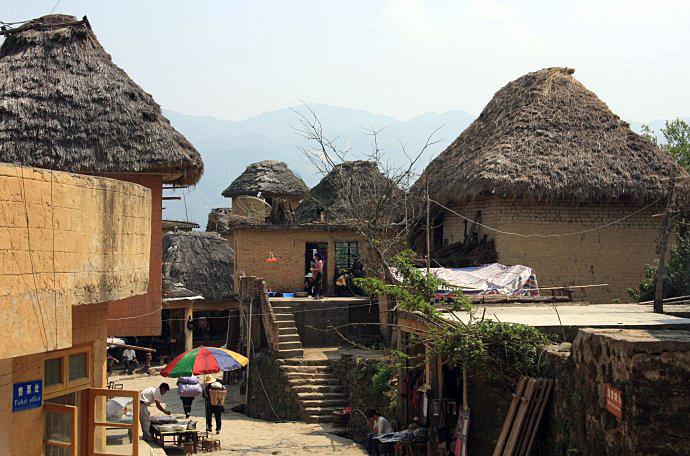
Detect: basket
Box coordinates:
(209, 389, 227, 406)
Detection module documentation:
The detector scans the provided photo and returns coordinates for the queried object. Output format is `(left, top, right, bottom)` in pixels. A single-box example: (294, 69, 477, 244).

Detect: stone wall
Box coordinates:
(442, 199, 663, 303)
(246, 352, 301, 421)
(330, 355, 395, 439)
(0, 164, 151, 358)
(233, 226, 367, 295)
(542, 329, 690, 456)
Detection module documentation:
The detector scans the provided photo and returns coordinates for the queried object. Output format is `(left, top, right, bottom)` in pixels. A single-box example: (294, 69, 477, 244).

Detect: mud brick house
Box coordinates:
(219, 161, 401, 295)
(0, 15, 202, 454)
(161, 231, 237, 356)
(413, 67, 685, 303)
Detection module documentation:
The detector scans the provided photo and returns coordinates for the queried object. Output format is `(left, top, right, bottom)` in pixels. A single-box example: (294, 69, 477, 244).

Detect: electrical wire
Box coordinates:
(430, 196, 665, 238)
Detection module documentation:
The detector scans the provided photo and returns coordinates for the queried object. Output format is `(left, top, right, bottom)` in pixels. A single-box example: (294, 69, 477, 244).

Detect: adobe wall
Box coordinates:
(107, 174, 163, 336)
(0, 303, 109, 455)
(0, 165, 151, 358)
(233, 227, 366, 295)
(442, 199, 662, 302)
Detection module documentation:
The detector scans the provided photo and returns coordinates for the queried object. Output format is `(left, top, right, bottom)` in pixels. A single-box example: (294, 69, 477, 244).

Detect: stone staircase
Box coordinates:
(277, 358, 347, 423)
(272, 305, 304, 358)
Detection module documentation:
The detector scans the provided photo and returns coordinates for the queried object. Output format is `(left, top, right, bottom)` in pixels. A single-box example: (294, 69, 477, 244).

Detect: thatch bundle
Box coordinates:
(295, 160, 404, 223)
(0, 15, 202, 185)
(206, 207, 260, 233)
(222, 160, 308, 198)
(162, 231, 235, 302)
(414, 67, 683, 205)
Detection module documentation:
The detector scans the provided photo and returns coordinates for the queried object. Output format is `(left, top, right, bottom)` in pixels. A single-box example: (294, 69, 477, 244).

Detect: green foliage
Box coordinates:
(661, 119, 690, 171)
(354, 249, 470, 317)
(629, 232, 690, 301)
(358, 250, 550, 384)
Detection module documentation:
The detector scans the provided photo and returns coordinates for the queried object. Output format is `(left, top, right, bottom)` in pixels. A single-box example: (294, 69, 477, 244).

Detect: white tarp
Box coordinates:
(429, 264, 539, 296)
(392, 263, 539, 296)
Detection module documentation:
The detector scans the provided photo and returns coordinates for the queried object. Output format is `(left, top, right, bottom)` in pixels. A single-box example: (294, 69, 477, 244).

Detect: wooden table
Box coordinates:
(150, 425, 203, 452)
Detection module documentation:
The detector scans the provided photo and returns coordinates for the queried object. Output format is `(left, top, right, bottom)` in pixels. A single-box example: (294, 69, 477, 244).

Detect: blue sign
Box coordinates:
(12, 380, 42, 412)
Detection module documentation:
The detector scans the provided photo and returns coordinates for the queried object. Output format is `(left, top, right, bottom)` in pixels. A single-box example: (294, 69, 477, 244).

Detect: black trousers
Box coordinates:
(180, 396, 194, 416)
(205, 403, 223, 431)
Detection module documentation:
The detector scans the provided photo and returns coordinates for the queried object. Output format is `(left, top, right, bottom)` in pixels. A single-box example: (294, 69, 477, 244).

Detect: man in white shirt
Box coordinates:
(139, 383, 171, 440)
(122, 348, 137, 375)
(366, 409, 393, 455)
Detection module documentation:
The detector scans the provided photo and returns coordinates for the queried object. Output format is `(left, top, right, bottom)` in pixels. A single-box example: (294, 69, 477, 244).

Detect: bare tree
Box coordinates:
(292, 104, 442, 277)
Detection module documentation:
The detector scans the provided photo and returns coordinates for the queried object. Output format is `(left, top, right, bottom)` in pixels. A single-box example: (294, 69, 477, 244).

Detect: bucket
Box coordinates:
(282, 292, 294, 298)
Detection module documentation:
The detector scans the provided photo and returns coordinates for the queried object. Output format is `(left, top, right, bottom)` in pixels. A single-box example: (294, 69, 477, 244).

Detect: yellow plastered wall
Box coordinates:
(442, 199, 662, 303)
(0, 164, 151, 358)
(233, 227, 366, 294)
(0, 303, 108, 455)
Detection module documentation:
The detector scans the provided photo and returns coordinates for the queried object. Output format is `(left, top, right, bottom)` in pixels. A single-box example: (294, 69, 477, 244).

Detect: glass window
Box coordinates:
(68, 353, 87, 381)
(335, 242, 359, 271)
(44, 409, 71, 444)
(45, 358, 63, 387)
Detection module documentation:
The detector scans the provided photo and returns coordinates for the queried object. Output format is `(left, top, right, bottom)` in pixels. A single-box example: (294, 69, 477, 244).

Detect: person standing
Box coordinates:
(176, 375, 202, 418)
(202, 375, 226, 434)
(122, 347, 137, 374)
(313, 252, 325, 299)
(139, 383, 171, 441)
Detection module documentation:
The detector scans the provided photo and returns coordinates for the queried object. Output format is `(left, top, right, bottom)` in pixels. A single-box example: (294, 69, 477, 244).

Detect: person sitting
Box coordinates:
(366, 409, 393, 455)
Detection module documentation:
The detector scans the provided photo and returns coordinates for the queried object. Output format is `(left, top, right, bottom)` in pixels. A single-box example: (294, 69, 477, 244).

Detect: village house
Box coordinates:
(413, 67, 683, 303)
(0, 14, 202, 454)
(161, 231, 237, 358)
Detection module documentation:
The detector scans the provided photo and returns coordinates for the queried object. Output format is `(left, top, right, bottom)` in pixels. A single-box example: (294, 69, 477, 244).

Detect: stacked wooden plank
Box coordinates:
(493, 376, 554, 456)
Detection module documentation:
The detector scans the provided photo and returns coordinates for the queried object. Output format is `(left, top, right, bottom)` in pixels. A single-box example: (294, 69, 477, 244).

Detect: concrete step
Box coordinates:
(278, 327, 299, 336)
(272, 306, 293, 312)
(279, 341, 303, 351)
(304, 406, 343, 416)
(276, 320, 297, 328)
(273, 313, 295, 322)
(291, 384, 343, 394)
(285, 372, 333, 380)
(305, 415, 333, 423)
(288, 378, 340, 386)
(280, 365, 330, 374)
(301, 398, 347, 407)
(277, 348, 304, 359)
(278, 334, 301, 343)
(297, 392, 346, 401)
(276, 358, 330, 367)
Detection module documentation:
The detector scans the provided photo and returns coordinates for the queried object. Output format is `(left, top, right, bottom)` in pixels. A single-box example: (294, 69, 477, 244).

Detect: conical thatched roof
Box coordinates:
(414, 67, 682, 205)
(296, 160, 403, 223)
(221, 160, 308, 198)
(0, 15, 203, 185)
(162, 231, 235, 302)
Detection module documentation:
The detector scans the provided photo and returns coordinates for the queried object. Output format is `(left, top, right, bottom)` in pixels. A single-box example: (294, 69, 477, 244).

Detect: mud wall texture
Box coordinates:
(246, 352, 301, 422)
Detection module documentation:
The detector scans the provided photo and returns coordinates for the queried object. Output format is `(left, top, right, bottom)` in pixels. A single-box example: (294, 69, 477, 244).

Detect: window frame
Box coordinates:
(334, 241, 360, 271)
(44, 344, 93, 399)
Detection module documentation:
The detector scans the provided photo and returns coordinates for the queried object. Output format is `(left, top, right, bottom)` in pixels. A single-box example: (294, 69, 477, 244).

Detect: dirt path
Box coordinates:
(112, 372, 366, 455)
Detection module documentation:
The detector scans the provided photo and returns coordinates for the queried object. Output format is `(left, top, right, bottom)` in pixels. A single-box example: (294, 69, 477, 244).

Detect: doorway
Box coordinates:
(305, 242, 328, 294)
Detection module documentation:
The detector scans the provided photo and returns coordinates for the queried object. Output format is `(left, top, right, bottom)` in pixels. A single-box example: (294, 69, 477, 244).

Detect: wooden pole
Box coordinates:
(245, 297, 253, 409)
(654, 173, 678, 314)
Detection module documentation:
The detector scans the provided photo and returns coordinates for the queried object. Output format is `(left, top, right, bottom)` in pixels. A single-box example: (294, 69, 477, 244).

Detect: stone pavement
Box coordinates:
(111, 371, 366, 455)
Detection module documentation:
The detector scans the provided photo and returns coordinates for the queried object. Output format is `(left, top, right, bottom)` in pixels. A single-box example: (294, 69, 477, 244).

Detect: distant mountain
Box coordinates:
(162, 105, 688, 226)
(162, 104, 475, 225)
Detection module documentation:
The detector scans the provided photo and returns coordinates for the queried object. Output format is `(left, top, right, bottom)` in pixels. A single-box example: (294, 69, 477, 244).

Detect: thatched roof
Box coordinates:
(295, 160, 403, 223)
(0, 15, 203, 185)
(162, 231, 235, 302)
(414, 67, 683, 205)
(222, 160, 308, 198)
(206, 207, 260, 233)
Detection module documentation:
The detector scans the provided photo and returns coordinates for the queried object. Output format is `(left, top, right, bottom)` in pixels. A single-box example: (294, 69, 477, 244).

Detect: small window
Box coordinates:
(68, 353, 87, 381)
(45, 358, 63, 387)
(335, 242, 360, 271)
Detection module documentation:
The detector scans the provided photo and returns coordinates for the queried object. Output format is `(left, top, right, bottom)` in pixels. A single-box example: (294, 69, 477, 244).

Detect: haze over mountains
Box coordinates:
(162, 105, 687, 225)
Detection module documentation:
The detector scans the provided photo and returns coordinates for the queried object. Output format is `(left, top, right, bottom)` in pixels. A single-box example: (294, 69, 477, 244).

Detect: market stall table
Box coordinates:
(150, 424, 204, 452)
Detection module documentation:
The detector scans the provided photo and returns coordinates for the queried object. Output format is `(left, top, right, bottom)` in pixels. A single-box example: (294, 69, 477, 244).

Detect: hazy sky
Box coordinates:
(3, 0, 689, 122)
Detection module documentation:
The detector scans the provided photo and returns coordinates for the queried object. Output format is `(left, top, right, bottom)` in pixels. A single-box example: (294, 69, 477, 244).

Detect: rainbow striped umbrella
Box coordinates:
(160, 346, 248, 378)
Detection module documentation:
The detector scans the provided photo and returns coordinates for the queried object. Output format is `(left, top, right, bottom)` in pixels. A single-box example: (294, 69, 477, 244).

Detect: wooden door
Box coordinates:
(44, 403, 78, 455)
(87, 388, 139, 456)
